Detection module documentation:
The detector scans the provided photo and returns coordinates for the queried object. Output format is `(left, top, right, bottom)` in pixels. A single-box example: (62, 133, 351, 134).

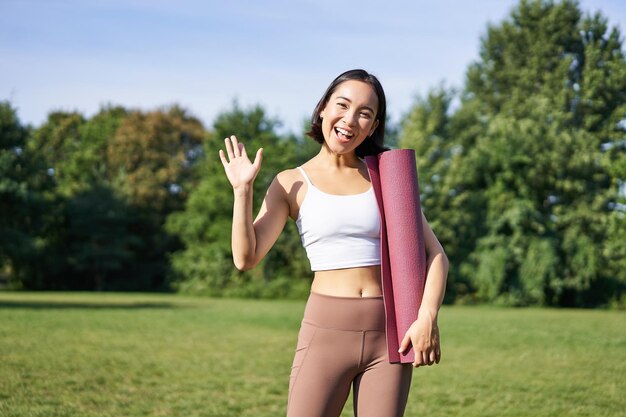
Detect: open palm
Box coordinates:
(219, 135, 263, 189)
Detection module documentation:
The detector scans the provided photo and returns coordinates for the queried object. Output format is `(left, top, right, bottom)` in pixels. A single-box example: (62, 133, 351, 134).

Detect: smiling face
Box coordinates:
(319, 80, 380, 155)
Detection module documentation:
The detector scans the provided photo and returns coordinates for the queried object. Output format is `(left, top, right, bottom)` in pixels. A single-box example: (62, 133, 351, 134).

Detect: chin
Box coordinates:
(324, 139, 352, 154)
(327, 132, 359, 151)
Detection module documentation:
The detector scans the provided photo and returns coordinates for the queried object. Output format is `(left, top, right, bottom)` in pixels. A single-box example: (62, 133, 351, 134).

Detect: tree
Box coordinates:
(400, 0, 626, 306)
(28, 105, 127, 195)
(166, 103, 314, 298)
(61, 185, 142, 291)
(102, 105, 207, 290)
(28, 110, 86, 195)
(107, 105, 205, 215)
(0, 102, 52, 288)
(22, 105, 206, 291)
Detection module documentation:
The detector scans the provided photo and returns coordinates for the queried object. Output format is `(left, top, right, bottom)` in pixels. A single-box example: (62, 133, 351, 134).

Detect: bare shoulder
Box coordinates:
(274, 168, 307, 219)
(275, 168, 303, 190)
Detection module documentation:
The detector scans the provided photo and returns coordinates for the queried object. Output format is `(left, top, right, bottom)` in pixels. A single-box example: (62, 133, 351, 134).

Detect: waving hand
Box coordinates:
(219, 135, 264, 189)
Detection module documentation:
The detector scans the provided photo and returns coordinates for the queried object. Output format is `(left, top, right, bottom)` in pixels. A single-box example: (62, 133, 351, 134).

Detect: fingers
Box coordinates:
(253, 148, 263, 170)
(223, 135, 261, 164)
(224, 135, 243, 160)
(400, 333, 431, 368)
(412, 349, 431, 367)
(410, 345, 441, 368)
(428, 350, 437, 365)
(413, 355, 422, 368)
(231, 135, 241, 157)
(224, 136, 236, 160)
(218, 149, 228, 168)
(398, 333, 411, 354)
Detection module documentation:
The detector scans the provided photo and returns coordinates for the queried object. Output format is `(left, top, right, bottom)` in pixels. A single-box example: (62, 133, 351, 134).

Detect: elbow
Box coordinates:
(429, 249, 449, 270)
(233, 261, 247, 272)
(233, 256, 257, 272)
(440, 251, 449, 269)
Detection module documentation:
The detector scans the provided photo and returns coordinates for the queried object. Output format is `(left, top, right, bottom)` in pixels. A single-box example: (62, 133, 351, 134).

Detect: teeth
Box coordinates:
(336, 127, 353, 137)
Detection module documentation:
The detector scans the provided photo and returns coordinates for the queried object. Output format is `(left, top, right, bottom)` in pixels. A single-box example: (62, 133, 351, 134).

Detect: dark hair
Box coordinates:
(306, 69, 388, 158)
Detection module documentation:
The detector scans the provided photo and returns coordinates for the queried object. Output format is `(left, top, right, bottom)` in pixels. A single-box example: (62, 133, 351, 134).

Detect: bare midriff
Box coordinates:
(311, 265, 382, 298)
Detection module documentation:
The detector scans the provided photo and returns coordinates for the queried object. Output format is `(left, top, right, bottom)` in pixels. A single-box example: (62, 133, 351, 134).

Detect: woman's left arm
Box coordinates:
(398, 211, 449, 367)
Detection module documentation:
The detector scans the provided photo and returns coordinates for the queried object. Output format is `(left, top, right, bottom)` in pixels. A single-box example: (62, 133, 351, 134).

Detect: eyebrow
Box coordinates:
(336, 96, 376, 114)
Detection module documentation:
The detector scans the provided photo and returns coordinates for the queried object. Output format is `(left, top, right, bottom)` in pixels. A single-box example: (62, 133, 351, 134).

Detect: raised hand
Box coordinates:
(219, 135, 263, 190)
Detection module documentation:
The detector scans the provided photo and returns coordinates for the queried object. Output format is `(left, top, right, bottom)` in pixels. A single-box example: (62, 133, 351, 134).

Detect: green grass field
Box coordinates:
(0, 292, 624, 417)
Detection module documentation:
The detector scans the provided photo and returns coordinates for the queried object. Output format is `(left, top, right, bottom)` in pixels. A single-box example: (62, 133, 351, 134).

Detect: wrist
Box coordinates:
(233, 184, 252, 197)
(418, 305, 439, 321)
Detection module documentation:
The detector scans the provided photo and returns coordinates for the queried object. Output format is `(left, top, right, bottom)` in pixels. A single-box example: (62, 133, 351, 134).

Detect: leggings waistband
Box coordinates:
(302, 291, 386, 331)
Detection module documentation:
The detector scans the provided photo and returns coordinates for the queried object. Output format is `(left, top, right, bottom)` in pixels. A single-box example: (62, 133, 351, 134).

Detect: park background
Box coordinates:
(1, 0, 626, 416)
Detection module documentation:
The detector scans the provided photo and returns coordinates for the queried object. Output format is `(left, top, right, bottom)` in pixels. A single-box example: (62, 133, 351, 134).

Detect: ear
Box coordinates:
(369, 119, 380, 136)
(320, 107, 326, 120)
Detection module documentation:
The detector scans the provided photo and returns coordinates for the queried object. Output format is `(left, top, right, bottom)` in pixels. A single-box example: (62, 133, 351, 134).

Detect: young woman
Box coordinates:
(219, 69, 448, 417)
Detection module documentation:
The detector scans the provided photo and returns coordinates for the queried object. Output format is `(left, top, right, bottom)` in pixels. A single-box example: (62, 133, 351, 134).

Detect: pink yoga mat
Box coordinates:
(366, 149, 427, 364)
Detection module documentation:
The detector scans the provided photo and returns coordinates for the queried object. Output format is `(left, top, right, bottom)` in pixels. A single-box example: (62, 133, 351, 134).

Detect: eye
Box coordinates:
(360, 112, 372, 119)
(336, 102, 348, 109)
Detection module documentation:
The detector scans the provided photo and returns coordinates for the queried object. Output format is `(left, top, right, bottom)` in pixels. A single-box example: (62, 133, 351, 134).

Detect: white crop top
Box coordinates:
(295, 167, 381, 271)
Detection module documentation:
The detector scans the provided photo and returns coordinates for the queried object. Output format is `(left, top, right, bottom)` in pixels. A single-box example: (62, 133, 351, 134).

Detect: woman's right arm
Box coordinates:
(219, 135, 291, 271)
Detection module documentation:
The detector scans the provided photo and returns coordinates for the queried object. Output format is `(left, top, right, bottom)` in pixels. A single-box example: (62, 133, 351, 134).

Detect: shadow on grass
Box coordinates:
(0, 300, 180, 309)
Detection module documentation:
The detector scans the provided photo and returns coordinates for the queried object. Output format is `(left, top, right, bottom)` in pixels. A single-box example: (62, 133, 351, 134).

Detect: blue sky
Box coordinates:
(1, 0, 624, 134)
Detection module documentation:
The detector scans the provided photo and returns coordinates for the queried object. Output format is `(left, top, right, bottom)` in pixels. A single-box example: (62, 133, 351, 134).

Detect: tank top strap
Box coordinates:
(297, 166, 314, 187)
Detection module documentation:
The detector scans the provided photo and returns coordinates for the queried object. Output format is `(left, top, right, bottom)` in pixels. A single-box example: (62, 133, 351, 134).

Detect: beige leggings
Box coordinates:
(287, 292, 413, 417)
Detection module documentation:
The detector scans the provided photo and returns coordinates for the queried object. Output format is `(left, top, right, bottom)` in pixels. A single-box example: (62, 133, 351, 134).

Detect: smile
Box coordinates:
(334, 127, 354, 141)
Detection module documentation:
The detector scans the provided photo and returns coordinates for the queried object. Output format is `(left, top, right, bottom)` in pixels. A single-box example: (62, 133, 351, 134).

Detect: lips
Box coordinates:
(334, 126, 354, 142)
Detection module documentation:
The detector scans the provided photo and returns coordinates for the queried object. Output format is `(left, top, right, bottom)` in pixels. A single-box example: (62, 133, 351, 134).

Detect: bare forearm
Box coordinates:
(232, 185, 257, 270)
(419, 252, 449, 318)
(402, 250, 448, 366)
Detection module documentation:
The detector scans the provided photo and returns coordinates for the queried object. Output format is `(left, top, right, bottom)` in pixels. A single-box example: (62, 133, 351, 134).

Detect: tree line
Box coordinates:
(1, 0, 624, 307)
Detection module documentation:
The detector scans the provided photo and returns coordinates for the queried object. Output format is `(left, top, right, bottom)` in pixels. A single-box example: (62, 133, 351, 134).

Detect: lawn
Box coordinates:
(0, 292, 624, 417)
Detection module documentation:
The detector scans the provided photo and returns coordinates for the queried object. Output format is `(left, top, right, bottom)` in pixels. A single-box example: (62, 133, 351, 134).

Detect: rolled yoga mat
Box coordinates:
(365, 149, 427, 364)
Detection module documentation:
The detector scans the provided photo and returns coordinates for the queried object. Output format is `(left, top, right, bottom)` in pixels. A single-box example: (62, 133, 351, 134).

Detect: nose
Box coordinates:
(342, 109, 358, 127)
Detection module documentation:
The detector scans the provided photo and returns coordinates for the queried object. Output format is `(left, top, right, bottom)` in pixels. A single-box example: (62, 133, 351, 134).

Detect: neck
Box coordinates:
(316, 143, 362, 168)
